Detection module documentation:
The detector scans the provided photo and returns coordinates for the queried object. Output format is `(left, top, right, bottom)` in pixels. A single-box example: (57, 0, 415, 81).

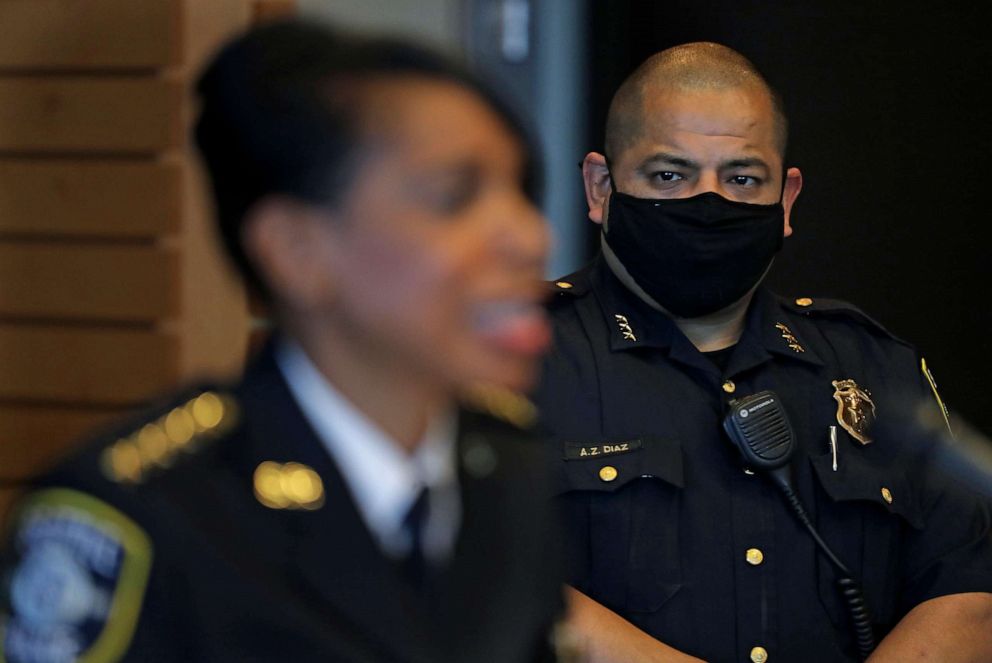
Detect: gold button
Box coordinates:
(750, 646, 769, 662)
(555, 281, 573, 289)
(599, 465, 618, 482)
(722, 380, 736, 394)
(881, 487, 893, 504)
(746, 548, 764, 566)
(795, 297, 813, 307)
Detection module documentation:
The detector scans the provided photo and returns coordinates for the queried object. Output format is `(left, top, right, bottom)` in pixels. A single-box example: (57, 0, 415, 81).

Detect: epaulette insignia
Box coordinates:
(100, 391, 239, 484)
(461, 383, 538, 429)
(554, 280, 574, 290)
(253, 461, 324, 510)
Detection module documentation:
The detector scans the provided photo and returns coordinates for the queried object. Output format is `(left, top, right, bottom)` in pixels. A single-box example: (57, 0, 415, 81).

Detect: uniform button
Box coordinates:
(722, 380, 736, 394)
(599, 465, 618, 482)
(795, 297, 813, 307)
(745, 548, 764, 566)
(555, 281, 573, 289)
(750, 646, 769, 662)
(881, 487, 893, 504)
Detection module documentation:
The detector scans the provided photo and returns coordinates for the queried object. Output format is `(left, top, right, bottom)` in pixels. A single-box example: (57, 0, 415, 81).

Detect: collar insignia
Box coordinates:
(831, 379, 876, 445)
(254, 461, 324, 510)
(774, 322, 805, 353)
(615, 314, 637, 341)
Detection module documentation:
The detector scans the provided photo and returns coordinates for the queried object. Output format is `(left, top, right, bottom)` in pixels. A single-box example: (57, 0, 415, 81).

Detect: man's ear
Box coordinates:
(781, 167, 803, 238)
(582, 152, 612, 225)
(241, 196, 337, 309)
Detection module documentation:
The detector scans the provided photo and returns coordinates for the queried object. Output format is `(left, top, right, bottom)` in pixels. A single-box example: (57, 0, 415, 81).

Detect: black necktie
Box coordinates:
(399, 485, 430, 593)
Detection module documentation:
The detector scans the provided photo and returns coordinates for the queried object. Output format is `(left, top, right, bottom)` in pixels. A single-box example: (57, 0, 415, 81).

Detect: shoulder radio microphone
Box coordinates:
(723, 390, 877, 661)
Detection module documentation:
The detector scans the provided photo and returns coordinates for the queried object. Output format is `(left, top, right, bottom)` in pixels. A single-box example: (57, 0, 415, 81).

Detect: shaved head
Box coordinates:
(605, 42, 788, 161)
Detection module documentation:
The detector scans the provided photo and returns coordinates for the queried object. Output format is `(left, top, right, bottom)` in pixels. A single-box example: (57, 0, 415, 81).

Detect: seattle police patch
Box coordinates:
(1, 489, 152, 663)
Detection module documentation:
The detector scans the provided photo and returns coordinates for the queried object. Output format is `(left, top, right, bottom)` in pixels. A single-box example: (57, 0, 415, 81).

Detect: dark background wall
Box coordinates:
(583, 1, 991, 436)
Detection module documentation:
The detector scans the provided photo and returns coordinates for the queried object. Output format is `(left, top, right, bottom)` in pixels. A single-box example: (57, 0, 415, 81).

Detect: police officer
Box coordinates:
(535, 42, 992, 662)
(0, 21, 564, 663)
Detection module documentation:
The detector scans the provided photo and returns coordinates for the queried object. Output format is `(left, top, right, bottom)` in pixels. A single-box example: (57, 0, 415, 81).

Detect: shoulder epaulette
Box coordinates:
(460, 383, 538, 430)
(544, 278, 589, 309)
(100, 389, 240, 485)
(779, 295, 908, 345)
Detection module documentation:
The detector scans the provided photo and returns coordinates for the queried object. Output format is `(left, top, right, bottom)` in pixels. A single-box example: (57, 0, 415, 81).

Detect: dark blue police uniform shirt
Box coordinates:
(535, 255, 992, 662)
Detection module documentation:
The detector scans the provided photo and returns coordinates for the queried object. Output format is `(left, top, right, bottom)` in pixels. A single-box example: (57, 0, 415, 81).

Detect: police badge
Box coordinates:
(831, 379, 876, 445)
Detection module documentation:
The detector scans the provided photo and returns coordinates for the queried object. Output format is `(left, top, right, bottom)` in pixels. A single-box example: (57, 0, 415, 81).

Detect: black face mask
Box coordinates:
(603, 190, 784, 318)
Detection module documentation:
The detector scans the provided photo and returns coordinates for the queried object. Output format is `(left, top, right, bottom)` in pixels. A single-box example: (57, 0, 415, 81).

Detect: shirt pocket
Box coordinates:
(555, 436, 684, 614)
(809, 450, 924, 628)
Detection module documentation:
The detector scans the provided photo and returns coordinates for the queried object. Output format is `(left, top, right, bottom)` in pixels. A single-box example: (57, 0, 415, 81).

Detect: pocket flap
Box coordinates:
(809, 451, 924, 529)
(558, 436, 683, 493)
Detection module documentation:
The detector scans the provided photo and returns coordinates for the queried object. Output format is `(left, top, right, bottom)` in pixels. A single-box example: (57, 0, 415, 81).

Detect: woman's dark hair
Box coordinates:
(194, 19, 542, 297)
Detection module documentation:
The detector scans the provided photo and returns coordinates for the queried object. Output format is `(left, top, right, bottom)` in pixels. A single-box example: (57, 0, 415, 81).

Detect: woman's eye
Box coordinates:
(429, 173, 481, 215)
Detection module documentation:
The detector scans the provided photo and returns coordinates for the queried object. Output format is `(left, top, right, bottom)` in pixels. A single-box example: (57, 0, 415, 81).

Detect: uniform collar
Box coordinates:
(743, 289, 825, 369)
(588, 256, 824, 372)
(589, 254, 680, 352)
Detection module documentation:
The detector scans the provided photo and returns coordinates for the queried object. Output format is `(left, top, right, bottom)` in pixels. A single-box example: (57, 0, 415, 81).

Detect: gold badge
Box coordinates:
(831, 379, 876, 445)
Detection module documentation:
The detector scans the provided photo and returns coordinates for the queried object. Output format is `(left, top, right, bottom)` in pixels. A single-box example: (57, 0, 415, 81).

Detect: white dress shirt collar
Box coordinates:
(275, 340, 460, 560)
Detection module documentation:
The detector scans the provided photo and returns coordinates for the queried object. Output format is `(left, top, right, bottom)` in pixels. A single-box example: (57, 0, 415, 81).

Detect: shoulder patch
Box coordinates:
(780, 295, 907, 345)
(460, 383, 538, 429)
(1, 489, 151, 663)
(100, 390, 239, 485)
(921, 357, 953, 436)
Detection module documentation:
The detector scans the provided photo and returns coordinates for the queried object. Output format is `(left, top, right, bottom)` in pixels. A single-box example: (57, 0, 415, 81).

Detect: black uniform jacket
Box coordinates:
(535, 256, 992, 662)
(0, 342, 564, 663)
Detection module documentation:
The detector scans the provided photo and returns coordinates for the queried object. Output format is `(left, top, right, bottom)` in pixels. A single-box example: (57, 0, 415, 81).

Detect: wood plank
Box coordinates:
(0, 404, 126, 475)
(0, 0, 179, 70)
(176, 0, 252, 381)
(0, 325, 178, 404)
(0, 160, 180, 237)
(0, 244, 177, 320)
(0, 78, 182, 153)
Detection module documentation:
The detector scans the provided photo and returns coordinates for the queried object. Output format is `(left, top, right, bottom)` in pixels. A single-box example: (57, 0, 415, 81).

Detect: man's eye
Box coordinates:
(730, 175, 759, 186)
(650, 171, 682, 182)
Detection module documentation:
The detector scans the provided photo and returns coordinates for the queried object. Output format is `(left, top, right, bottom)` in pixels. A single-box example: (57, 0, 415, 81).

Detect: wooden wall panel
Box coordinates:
(0, 0, 180, 70)
(0, 405, 126, 473)
(0, 325, 178, 404)
(0, 160, 180, 237)
(0, 244, 177, 320)
(0, 0, 255, 526)
(0, 78, 182, 153)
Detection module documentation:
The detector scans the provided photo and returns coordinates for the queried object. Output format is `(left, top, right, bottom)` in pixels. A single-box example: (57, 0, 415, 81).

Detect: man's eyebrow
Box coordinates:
(638, 152, 698, 170)
(721, 157, 771, 171)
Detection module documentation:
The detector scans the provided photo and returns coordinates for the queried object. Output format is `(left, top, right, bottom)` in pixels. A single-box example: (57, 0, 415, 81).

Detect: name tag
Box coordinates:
(564, 439, 642, 460)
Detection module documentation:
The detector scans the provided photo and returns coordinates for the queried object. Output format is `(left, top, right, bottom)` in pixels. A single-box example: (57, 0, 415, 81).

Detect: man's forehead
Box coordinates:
(620, 85, 779, 160)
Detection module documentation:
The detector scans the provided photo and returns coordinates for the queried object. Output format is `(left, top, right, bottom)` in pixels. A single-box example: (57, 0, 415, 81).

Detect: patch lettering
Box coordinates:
(1, 489, 152, 663)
